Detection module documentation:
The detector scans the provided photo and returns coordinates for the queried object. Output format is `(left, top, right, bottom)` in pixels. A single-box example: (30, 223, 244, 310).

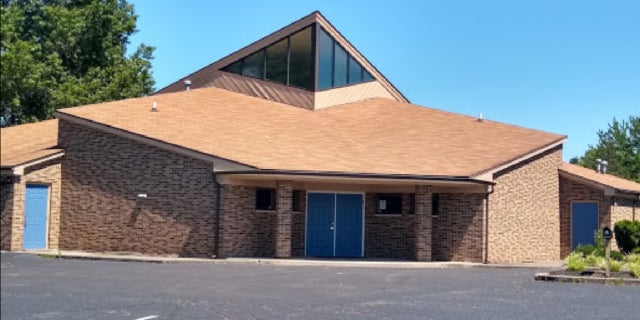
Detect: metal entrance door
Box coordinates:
(306, 192, 363, 257)
(23, 184, 49, 249)
(571, 202, 598, 250)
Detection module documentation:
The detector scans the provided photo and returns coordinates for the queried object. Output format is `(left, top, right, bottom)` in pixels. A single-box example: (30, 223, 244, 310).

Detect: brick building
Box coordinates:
(2, 12, 638, 262)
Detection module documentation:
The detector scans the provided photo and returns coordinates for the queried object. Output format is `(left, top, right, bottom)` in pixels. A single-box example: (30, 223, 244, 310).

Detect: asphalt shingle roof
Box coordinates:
(57, 87, 565, 178)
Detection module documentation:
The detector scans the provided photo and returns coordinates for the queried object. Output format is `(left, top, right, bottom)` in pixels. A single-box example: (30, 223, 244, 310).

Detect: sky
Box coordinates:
(128, 0, 639, 162)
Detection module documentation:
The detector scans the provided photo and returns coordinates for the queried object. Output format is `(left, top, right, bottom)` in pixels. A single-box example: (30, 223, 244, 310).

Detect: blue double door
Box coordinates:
(23, 184, 49, 249)
(571, 202, 598, 250)
(306, 193, 364, 257)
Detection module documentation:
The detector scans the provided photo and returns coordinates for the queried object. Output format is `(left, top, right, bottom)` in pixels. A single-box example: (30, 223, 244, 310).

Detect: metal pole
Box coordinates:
(605, 238, 611, 278)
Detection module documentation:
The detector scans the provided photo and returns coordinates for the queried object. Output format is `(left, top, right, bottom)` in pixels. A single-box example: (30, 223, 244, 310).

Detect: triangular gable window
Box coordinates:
(220, 24, 373, 91)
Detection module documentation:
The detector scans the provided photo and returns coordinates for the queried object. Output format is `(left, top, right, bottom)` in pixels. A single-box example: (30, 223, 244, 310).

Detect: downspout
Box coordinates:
(212, 172, 222, 259)
(483, 185, 495, 264)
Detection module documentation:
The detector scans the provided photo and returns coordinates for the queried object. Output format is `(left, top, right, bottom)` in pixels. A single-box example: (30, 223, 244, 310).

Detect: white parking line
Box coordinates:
(134, 316, 158, 320)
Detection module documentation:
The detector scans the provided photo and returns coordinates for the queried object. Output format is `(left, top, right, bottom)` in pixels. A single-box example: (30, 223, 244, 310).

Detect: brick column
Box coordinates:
(275, 180, 293, 258)
(10, 176, 25, 251)
(414, 185, 432, 261)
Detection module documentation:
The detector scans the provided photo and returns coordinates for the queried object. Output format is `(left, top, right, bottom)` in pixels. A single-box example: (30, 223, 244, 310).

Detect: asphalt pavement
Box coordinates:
(1, 252, 639, 319)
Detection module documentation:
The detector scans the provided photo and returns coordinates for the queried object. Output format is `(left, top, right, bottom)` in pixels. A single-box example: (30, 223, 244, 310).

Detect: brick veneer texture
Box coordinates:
(58, 120, 216, 257)
(1, 177, 16, 250)
(218, 184, 275, 257)
(0, 160, 61, 251)
(275, 180, 293, 257)
(489, 146, 562, 263)
(291, 192, 307, 257)
(558, 176, 611, 257)
(364, 193, 415, 259)
(432, 193, 485, 262)
(559, 176, 638, 255)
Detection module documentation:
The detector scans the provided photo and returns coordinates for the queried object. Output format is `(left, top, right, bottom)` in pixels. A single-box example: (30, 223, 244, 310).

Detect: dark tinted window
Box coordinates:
(348, 56, 362, 84)
(256, 188, 276, 210)
(377, 194, 402, 214)
(363, 70, 374, 82)
(242, 50, 265, 79)
(432, 194, 440, 216)
(266, 38, 288, 85)
(333, 44, 348, 87)
(317, 28, 334, 89)
(222, 60, 242, 74)
(292, 190, 303, 211)
(288, 27, 313, 89)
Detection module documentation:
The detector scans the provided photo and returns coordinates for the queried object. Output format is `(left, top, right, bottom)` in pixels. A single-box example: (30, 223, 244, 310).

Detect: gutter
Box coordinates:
(483, 185, 495, 264)
(212, 172, 223, 259)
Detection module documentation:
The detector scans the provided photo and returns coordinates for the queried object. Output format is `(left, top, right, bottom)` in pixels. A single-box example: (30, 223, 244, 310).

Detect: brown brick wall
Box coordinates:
(219, 184, 275, 257)
(559, 176, 611, 257)
(291, 192, 307, 257)
(432, 193, 485, 262)
(1, 177, 15, 250)
(0, 160, 61, 251)
(364, 193, 415, 260)
(489, 146, 562, 262)
(59, 120, 216, 257)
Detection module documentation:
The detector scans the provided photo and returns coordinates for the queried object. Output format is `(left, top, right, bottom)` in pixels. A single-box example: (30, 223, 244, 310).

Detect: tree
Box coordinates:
(574, 116, 640, 183)
(0, 0, 154, 126)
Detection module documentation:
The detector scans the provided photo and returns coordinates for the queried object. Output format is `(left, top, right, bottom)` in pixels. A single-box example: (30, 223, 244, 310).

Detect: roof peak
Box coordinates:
(156, 11, 407, 110)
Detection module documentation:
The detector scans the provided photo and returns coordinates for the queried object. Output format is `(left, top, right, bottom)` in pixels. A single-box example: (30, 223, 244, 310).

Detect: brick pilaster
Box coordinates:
(10, 176, 25, 251)
(275, 180, 292, 258)
(415, 185, 432, 261)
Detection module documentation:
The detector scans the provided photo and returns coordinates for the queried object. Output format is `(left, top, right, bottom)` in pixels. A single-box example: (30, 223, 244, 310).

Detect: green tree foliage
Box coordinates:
(1, 0, 154, 126)
(573, 116, 640, 182)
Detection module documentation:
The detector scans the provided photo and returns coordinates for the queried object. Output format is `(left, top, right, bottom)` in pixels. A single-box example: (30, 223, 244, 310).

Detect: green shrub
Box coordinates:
(614, 220, 640, 254)
(627, 254, 640, 264)
(609, 259, 622, 272)
(610, 250, 624, 261)
(585, 254, 603, 267)
(629, 261, 640, 279)
(575, 245, 596, 257)
(633, 247, 640, 254)
(566, 252, 585, 272)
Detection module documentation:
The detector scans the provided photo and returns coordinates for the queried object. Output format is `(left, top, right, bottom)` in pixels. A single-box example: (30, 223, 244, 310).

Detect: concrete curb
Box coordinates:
(534, 272, 640, 286)
(20, 250, 564, 269)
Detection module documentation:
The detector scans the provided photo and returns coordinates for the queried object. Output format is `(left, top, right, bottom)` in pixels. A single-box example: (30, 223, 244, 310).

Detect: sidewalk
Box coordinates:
(21, 250, 564, 269)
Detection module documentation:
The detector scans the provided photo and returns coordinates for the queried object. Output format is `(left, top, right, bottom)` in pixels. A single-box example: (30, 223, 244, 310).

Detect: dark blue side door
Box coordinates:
(23, 184, 49, 249)
(571, 202, 598, 250)
(335, 194, 363, 257)
(306, 193, 335, 257)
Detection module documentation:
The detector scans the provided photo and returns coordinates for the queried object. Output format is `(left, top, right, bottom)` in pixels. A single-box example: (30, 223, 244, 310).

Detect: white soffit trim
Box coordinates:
(10, 152, 65, 176)
(471, 138, 567, 181)
(55, 112, 254, 172)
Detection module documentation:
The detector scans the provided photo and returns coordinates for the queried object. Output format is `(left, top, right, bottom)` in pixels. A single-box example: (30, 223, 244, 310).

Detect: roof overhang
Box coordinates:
(471, 136, 567, 181)
(0, 151, 64, 176)
(216, 169, 494, 188)
(559, 169, 640, 199)
(55, 112, 256, 172)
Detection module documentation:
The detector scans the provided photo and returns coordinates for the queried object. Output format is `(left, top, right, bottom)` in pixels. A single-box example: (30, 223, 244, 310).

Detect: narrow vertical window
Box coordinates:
(288, 27, 313, 89)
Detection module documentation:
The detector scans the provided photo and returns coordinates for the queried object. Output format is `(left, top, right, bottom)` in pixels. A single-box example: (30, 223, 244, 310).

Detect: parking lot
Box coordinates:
(1, 252, 639, 319)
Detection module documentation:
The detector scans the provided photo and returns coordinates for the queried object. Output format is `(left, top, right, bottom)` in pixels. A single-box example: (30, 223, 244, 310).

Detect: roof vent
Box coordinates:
(601, 160, 608, 174)
(151, 101, 158, 112)
(477, 113, 483, 122)
(184, 80, 192, 91)
(595, 159, 602, 173)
